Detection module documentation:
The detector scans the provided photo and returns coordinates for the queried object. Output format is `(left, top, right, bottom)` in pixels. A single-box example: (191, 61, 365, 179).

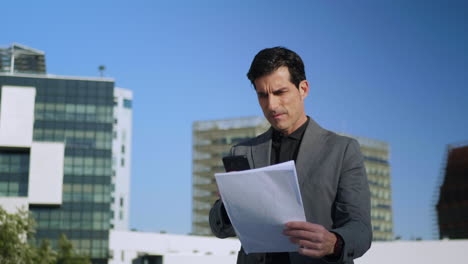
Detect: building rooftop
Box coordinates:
(0, 72, 114, 82)
(193, 116, 269, 131)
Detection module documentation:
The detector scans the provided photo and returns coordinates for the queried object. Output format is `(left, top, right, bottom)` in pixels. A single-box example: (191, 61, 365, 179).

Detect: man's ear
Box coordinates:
(299, 80, 309, 100)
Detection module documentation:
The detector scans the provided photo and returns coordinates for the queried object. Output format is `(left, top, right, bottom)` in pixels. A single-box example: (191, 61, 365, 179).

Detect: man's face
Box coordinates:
(254, 66, 309, 135)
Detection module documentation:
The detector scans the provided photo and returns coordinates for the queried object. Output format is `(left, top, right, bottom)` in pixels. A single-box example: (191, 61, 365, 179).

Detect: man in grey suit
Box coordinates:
(210, 47, 372, 264)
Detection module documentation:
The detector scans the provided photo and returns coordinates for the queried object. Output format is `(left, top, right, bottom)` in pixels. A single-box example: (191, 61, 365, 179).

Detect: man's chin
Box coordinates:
(271, 124, 287, 133)
(267, 118, 287, 131)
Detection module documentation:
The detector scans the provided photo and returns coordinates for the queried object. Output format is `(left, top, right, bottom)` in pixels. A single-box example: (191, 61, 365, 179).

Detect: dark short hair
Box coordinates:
(247, 47, 306, 89)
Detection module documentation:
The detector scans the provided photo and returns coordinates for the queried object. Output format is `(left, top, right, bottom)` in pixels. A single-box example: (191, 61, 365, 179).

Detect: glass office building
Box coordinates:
(0, 149, 30, 197)
(0, 43, 132, 264)
(0, 71, 133, 264)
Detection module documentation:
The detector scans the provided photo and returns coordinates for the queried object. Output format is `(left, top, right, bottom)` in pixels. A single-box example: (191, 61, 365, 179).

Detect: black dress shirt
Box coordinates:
(270, 117, 310, 165)
(266, 117, 309, 264)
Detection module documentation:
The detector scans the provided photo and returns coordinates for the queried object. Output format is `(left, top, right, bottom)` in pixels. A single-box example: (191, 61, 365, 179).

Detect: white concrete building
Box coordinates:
(111, 87, 133, 230)
(110, 230, 467, 264)
(109, 230, 240, 264)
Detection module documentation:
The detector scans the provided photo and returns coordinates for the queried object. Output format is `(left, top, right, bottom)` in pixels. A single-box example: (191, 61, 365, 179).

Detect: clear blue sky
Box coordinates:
(3, 0, 467, 240)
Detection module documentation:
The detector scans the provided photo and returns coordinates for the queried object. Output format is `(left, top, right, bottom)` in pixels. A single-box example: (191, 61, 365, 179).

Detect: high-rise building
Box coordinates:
(0, 43, 132, 264)
(0, 43, 46, 74)
(191, 116, 270, 235)
(436, 143, 468, 239)
(191, 117, 393, 241)
(341, 133, 393, 241)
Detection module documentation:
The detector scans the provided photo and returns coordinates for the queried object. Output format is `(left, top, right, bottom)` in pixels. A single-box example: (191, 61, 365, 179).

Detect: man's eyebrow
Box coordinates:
(272, 87, 288, 93)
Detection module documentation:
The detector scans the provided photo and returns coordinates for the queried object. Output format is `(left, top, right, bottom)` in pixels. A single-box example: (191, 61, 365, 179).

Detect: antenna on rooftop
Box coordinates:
(98, 65, 106, 77)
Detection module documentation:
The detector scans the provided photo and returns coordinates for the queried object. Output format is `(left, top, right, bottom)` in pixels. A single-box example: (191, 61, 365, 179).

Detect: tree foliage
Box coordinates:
(0, 207, 35, 264)
(34, 240, 57, 264)
(0, 206, 90, 264)
(57, 234, 90, 264)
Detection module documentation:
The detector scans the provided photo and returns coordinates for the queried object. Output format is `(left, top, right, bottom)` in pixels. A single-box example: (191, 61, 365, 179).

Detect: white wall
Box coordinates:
(163, 255, 237, 264)
(28, 142, 65, 205)
(0, 86, 35, 147)
(0, 197, 29, 213)
(110, 230, 468, 264)
(0, 85, 66, 207)
(111, 87, 133, 230)
(355, 240, 468, 264)
(109, 231, 240, 264)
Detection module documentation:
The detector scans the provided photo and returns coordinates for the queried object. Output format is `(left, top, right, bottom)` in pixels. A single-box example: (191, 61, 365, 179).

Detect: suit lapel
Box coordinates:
(251, 128, 272, 168)
(250, 118, 326, 182)
(296, 118, 327, 186)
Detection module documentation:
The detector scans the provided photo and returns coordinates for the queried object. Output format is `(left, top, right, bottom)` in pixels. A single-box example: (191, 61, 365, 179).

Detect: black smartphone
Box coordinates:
(222, 155, 251, 172)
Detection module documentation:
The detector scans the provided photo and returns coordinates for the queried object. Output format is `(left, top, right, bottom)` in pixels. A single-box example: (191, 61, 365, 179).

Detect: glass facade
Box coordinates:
(0, 149, 30, 197)
(123, 98, 132, 109)
(0, 75, 114, 263)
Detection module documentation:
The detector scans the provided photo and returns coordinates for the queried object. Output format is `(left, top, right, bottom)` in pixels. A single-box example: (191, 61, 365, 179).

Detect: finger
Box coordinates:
(283, 230, 325, 242)
(283, 229, 315, 240)
(285, 221, 323, 231)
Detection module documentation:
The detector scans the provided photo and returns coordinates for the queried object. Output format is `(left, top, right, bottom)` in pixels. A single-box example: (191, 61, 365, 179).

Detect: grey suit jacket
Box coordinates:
(210, 118, 372, 264)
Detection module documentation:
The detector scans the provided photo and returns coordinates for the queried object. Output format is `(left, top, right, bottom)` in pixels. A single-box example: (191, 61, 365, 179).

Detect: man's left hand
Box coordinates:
(283, 221, 338, 258)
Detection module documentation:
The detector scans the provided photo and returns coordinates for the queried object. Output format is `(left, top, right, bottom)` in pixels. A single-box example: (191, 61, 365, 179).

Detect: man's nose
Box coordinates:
(267, 95, 279, 111)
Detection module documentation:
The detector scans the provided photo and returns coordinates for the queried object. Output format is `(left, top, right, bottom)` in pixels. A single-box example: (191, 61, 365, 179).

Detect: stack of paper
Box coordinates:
(215, 160, 306, 254)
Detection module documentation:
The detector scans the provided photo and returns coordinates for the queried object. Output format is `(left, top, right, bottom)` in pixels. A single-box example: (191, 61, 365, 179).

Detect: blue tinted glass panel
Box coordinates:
(123, 99, 132, 109)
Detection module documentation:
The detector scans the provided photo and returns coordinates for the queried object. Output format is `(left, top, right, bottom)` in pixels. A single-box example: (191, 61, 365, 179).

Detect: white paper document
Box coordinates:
(215, 160, 306, 254)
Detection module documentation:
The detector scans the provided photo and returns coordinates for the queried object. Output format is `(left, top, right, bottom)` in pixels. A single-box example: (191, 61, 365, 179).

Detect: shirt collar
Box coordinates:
(272, 116, 310, 141)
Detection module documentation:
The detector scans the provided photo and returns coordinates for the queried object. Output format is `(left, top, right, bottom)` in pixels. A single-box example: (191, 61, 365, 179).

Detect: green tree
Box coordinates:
(33, 239, 57, 264)
(56, 234, 91, 264)
(0, 206, 91, 264)
(0, 206, 36, 264)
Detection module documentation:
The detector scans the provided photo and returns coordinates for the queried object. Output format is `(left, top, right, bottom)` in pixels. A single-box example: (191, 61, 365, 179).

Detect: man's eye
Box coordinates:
(273, 90, 285, 95)
(257, 93, 268, 98)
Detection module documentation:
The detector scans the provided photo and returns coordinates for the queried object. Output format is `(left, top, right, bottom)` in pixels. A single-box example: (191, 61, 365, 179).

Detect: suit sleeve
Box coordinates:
(209, 147, 237, 238)
(209, 199, 236, 238)
(329, 139, 372, 263)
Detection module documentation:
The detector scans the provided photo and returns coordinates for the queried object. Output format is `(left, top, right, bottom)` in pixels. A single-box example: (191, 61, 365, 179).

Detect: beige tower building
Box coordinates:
(340, 134, 393, 241)
(192, 116, 270, 236)
(192, 117, 393, 241)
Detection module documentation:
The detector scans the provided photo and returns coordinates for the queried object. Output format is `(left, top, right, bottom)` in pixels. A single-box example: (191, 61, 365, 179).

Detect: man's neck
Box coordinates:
(281, 115, 308, 136)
